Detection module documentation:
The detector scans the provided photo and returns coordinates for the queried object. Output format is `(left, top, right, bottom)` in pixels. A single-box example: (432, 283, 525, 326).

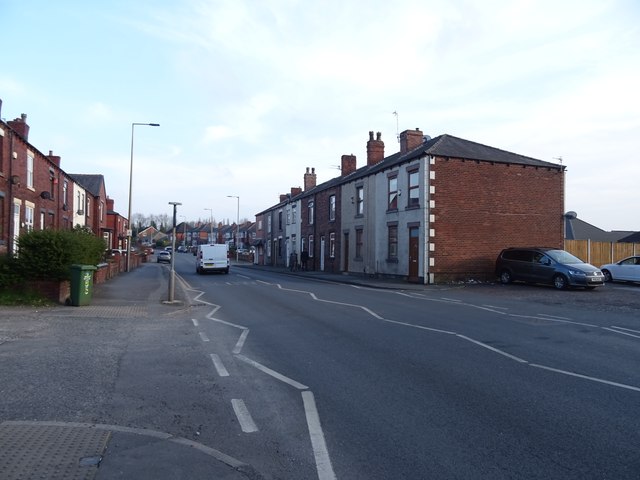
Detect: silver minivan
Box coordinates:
(495, 247, 605, 290)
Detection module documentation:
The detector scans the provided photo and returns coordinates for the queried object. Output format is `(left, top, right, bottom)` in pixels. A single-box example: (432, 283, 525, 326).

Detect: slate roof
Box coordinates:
(564, 216, 634, 242)
(257, 133, 564, 214)
(69, 174, 105, 197)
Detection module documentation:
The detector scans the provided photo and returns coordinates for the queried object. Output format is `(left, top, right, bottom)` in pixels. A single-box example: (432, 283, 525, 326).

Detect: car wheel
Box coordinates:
(602, 269, 612, 282)
(499, 270, 513, 284)
(553, 274, 568, 290)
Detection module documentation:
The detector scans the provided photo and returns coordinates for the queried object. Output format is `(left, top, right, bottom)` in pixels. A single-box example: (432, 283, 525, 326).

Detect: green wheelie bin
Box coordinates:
(69, 264, 97, 306)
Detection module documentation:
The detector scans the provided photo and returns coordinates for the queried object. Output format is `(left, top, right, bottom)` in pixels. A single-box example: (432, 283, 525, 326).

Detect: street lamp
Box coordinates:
(168, 201, 182, 302)
(227, 195, 239, 262)
(126, 122, 160, 272)
(204, 208, 214, 244)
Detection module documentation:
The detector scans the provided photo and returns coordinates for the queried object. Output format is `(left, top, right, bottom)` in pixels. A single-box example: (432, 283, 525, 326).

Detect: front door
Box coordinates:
(408, 227, 419, 282)
(320, 236, 325, 271)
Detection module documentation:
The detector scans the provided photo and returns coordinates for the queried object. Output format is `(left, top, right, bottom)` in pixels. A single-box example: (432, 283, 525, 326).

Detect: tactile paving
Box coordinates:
(0, 423, 111, 480)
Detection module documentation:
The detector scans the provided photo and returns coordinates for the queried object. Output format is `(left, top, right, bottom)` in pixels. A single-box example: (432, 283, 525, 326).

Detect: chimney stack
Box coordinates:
(291, 187, 302, 197)
(341, 154, 357, 176)
(399, 128, 424, 153)
(366, 131, 384, 166)
(8, 113, 30, 141)
(47, 150, 61, 167)
(279, 194, 288, 203)
(304, 167, 317, 191)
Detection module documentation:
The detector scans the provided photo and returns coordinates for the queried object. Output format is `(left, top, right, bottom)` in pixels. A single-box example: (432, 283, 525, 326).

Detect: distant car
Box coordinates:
(109, 248, 126, 257)
(177, 245, 187, 253)
(600, 256, 640, 283)
(157, 251, 172, 264)
(495, 247, 605, 290)
(164, 246, 173, 252)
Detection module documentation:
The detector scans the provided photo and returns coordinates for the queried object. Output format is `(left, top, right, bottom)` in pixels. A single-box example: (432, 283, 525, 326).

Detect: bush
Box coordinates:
(16, 226, 107, 281)
(0, 254, 22, 289)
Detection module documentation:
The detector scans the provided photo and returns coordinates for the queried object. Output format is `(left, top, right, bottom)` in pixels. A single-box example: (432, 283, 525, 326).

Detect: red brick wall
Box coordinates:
(313, 188, 341, 272)
(431, 158, 565, 281)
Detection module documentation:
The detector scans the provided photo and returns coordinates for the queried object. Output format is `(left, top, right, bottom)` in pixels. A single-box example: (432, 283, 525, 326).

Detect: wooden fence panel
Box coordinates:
(565, 240, 639, 266)
(564, 240, 588, 262)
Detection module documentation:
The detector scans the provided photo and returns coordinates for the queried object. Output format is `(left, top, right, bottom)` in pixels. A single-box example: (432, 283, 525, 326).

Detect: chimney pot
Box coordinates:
(367, 131, 385, 166)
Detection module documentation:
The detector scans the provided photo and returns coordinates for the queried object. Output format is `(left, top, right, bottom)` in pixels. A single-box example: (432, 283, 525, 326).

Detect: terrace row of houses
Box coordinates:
(0, 100, 130, 256)
(254, 128, 567, 283)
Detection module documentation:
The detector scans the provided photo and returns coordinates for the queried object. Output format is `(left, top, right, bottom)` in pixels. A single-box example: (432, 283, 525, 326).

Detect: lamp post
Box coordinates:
(126, 122, 160, 272)
(204, 208, 214, 244)
(168, 201, 182, 302)
(227, 195, 239, 262)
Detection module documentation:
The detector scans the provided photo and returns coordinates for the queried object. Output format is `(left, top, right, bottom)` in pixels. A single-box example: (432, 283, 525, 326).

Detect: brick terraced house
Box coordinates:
(255, 128, 565, 283)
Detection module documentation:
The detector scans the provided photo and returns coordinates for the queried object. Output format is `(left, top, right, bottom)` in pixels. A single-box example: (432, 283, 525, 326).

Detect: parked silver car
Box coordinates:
(600, 256, 640, 283)
(496, 247, 605, 290)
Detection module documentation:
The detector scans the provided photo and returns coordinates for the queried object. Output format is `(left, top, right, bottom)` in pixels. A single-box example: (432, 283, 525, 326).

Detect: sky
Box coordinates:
(1, 0, 638, 231)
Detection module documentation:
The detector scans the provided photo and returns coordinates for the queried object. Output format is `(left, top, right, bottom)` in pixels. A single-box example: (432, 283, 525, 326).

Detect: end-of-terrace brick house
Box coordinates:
(0, 106, 79, 254)
(0, 99, 126, 256)
(255, 128, 565, 283)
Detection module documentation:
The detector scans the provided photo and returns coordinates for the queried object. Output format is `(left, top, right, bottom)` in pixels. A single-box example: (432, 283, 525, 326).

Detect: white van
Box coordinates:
(196, 244, 230, 274)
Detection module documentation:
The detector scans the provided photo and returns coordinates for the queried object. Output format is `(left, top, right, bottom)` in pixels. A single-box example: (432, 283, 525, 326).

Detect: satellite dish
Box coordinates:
(564, 211, 577, 219)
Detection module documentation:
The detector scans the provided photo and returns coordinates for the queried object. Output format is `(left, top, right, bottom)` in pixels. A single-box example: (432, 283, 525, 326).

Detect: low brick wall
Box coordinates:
(28, 280, 71, 304)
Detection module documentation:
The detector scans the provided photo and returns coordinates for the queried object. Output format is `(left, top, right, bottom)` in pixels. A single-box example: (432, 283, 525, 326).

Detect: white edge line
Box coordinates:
(602, 327, 640, 339)
(233, 329, 250, 354)
(610, 325, 640, 334)
(231, 399, 258, 433)
(456, 334, 528, 363)
(210, 354, 230, 377)
(302, 391, 337, 480)
(207, 316, 246, 330)
(235, 354, 308, 390)
(530, 364, 640, 392)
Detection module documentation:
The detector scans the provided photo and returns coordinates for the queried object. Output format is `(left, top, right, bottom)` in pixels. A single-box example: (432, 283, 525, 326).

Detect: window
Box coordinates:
(329, 232, 335, 258)
(86, 198, 91, 217)
(100, 201, 104, 221)
(329, 195, 336, 221)
(267, 216, 271, 233)
(258, 219, 263, 230)
(408, 170, 419, 207)
(356, 186, 364, 215)
(308, 201, 314, 225)
(278, 210, 283, 230)
(309, 235, 314, 258)
(27, 154, 34, 188)
(292, 204, 297, 224)
(25, 205, 34, 232)
(355, 229, 363, 259)
(388, 175, 398, 210)
(40, 211, 45, 230)
(266, 238, 272, 257)
(388, 224, 398, 259)
(286, 207, 291, 225)
(63, 181, 68, 208)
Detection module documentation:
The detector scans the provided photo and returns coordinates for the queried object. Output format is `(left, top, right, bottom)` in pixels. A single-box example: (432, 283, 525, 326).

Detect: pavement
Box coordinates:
(0, 259, 431, 480)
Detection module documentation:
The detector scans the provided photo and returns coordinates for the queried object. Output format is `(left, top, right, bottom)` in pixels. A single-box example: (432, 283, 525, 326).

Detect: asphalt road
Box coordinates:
(1, 254, 638, 479)
(176, 254, 640, 479)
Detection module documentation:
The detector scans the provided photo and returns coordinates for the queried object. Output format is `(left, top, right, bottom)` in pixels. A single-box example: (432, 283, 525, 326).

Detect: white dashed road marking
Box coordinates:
(210, 354, 229, 377)
(231, 399, 258, 433)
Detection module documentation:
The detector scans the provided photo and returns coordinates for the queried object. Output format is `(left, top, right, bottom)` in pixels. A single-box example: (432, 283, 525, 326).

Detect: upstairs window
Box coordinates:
(388, 175, 398, 210)
(308, 201, 314, 225)
(408, 170, 419, 207)
(356, 186, 364, 215)
(27, 154, 34, 188)
(329, 195, 336, 221)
